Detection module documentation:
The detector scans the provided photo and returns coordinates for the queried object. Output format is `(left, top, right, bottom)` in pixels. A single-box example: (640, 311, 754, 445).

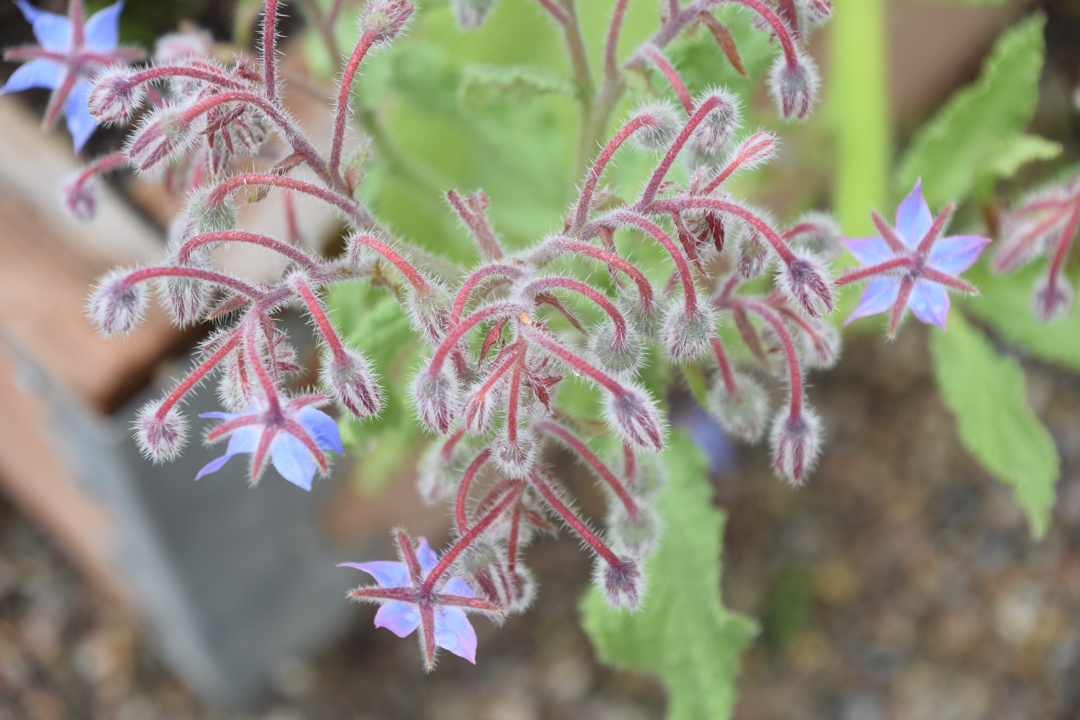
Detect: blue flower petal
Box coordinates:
(14, 0, 72, 51)
(894, 179, 933, 248)
(433, 607, 477, 664)
(442, 577, 475, 598)
(0, 58, 64, 94)
(269, 433, 317, 490)
(909, 280, 950, 330)
(339, 560, 409, 588)
(842, 236, 894, 266)
(374, 600, 422, 638)
(844, 277, 901, 326)
(195, 426, 260, 478)
(64, 79, 97, 151)
(297, 406, 343, 454)
(415, 537, 439, 576)
(83, 1, 123, 52)
(928, 235, 991, 275)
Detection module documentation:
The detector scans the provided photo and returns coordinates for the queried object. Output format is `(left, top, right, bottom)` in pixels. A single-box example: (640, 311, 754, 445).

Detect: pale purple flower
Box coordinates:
(197, 395, 343, 490)
(340, 532, 499, 669)
(1, 0, 144, 150)
(839, 179, 991, 337)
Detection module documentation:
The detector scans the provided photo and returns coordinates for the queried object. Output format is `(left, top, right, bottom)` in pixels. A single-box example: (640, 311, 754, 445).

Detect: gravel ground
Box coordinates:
(2, 324, 1080, 720)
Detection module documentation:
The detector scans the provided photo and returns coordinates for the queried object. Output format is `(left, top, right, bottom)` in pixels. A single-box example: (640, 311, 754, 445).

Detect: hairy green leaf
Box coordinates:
(973, 134, 1062, 198)
(458, 63, 576, 112)
(930, 313, 1059, 537)
(581, 433, 757, 720)
(897, 15, 1046, 207)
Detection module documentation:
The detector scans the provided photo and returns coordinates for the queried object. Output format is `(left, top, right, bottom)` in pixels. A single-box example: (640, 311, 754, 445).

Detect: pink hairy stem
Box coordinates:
(637, 95, 725, 208)
(127, 65, 249, 91)
(430, 302, 523, 375)
(207, 173, 364, 224)
(157, 333, 240, 419)
(519, 325, 623, 395)
(424, 482, 525, 591)
(642, 44, 694, 114)
(550, 238, 655, 312)
(505, 354, 524, 446)
(178, 231, 321, 271)
(329, 30, 379, 182)
(710, 335, 739, 397)
(601, 210, 699, 314)
(449, 264, 525, 327)
(723, 0, 800, 69)
(242, 311, 283, 413)
(350, 234, 433, 296)
(446, 190, 505, 260)
(261, 0, 280, 103)
(994, 208, 1069, 272)
(836, 257, 913, 286)
(648, 196, 799, 264)
(535, 419, 640, 520)
(570, 114, 659, 233)
(68, 151, 126, 192)
(727, 297, 803, 417)
(291, 276, 347, 363)
(122, 266, 269, 302)
(603, 0, 630, 81)
(528, 470, 622, 567)
(520, 276, 628, 345)
(455, 449, 492, 535)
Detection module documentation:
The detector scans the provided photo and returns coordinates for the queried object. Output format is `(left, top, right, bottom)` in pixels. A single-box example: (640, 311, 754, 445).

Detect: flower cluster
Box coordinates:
(77, 0, 841, 668)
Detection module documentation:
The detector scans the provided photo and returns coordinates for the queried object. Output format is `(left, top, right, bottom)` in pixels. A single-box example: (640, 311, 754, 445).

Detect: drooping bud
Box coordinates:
(125, 105, 198, 173)
(217, 348, 252, 411)
(787, 211, 843, 258)
(1033, 275, 1073, 323)
(88, 67, 145, 124)
(800, 321, 841, 369)
(135, 399, 188, 462)
(728, 131, 777, 174)
(89, 269, 148, 336)
(616, 288, 664, 338)
(662, 304, 715, 360)
(691, 87, 741, 154)
(735, 227, 773, 279)
(157, 274, 208, 327)
(598, 555, 644, 610)
(462, 378, 503, 435)
(802, 0, 833, 25)
(768, 52, 820, 121)
(404, 282, 451, 342)
(770, 406, 823, 485)
(607, 502, 659, 560)
(360, 0, 414, 47)
(776, 249, 835, 318)
(614, 447, 666, 498)
(326, 348, 383, 419)
(412, 365, 461, 434)
(451, 0, 496, 29)
(589, 322, 643, 377)
(705, 372, 770, 442)
(187, 187, 236, 235)
(491, 428, 538, 479)
(629, 101, 682, 152)
(461, 542, 536, 615)
(604, 384, 664, 452)
(61, 172, 98, 221)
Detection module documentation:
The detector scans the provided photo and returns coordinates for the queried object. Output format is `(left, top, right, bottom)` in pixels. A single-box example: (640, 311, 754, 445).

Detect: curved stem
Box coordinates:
(528, 470, 621, 567)
(178, 230, 320, 271)
(603, 210, 699, 313)
(536, 419, 639, 519)
(123, 266, 267, 302)
(329, 30, 379, 183)
(709, 335, 739, 397)
(450, 264, 525, 327)
(425, 482, 524, 590)
(637, 95, 724, 208)
(649, 196, 798, 264)
(261, 0, 280, 103)
(455, 449, 492, 535)
(292, 276, 347, 362)
(520, 325, 623, 395)
(350, 234, 431, 296)
(642, 44, 693, 114)
(729, 297, 802, 417)
(570, 114, 657, 233)
(549, 238, 655, 312)
(521, 276, 627, 344)
(158, 333, 240, 418)
(207, 173, 364, 224)
(430, 302, 522, 375)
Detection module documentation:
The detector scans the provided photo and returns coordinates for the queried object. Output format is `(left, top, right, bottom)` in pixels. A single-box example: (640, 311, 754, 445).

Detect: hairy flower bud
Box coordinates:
(89, 269, 148, 336)
(413, 365, 461, 434)
(589, 322, 643, 377)
(461, 542, 535, 615)
(614, 448, 666, 498)
(462, 378, 503, 435)
(788, 211, 843, 258)
(88, 66, 145, 124)
(662, 304, 715, 360)
(691, 87, 741, 154)
(607, 502, 659, 560)
(598, 555, 644, 610)
(705, 372, 769, 442)
(404, 283, 451, 342)
(135, 399, 188, 462)
(360, 0, 414, 47)
(125, 105, 198, 173)
(187, 188, 236, 235)
(735, 227, 773, 279)
(776, 249, 835, 319)
(327, 348, 383, 419)
(604, 384, 664, 452)
(768, 52, 820, 121)
(1033, 275, 1073, 323)
(158, 274, 208, 327)
(800, 321, 841, 370)
(729, 131, 777, 174)
(629, 101, 682, 152)
(491, 429, 538, 479)
(616, 289, 664, 338)
(452, 0, 496, 29)
(770, 406, 823, 485)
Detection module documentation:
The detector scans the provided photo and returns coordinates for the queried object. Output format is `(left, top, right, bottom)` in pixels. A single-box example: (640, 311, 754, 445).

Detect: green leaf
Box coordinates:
(930, 313, 1059, 537)
(458, 63, 576, 113)
(961, 262, 1080, 372)
(973, 134, 1062, 198)
(896, 15, 1046, 207)
(581, 433, 758, 720)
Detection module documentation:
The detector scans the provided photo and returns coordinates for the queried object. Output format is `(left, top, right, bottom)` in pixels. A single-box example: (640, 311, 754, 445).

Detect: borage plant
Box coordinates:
(11, 0, 846, 698)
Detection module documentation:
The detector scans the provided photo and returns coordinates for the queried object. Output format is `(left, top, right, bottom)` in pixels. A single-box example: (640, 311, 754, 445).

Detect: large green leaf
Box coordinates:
(930, 313, 1059, 537)
(581, 433, 758, 720)
(896, 15, 1046, 207)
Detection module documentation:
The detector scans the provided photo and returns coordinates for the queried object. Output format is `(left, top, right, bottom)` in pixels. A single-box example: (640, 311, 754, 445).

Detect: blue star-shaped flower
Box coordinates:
(197, 394, 343, 490)
(340, 532, 499, 669)
(2, 0, 144, 150)
(838, 180, 991, 337)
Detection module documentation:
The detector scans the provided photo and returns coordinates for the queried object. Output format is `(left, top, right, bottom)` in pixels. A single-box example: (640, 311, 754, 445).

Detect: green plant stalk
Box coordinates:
(832, 0, 890, 235)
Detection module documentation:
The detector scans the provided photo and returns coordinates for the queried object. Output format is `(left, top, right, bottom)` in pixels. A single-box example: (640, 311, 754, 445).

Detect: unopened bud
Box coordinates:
(217, 349, 253, 411)
(491, 428, 538, 479)
(629, 102, 682, 152)
(599, 555, 644, 610)
(327, 348, 383, 419)
(125, 105, 197, 172)
(705, 372, 769, 442)
(735, 227, 772, 279)
(691, 88, 741, 153)
(607, 502, 659, 560)
(1033, 275, 1073, 323)
(589, 322, 643, 377)
(770, 406, 823, 485)
(360, 0, 414, 46)
(788, 211, 842, 258)
(89, 269, 148, 336)
(187, 187, 236, 234)
(404, 282, 451, 342)
(614, 448, 666, 498)
(88, 67, 145, 124)
(462, 378, 503, 434)
(662, 304, 715, 359)
(777, 249, 834, 318)
(412, 365, 461, 434)
(800, 321, 841, 369)
(768, 52, 820, 121)
(730, 131, 777, 173)
(135, 399, 188, 462)
(158, 275, 208, 327)
(616, 288, 664, 338)
(604, 384, 665, 452)
(802, 0, 833, 25)
(452, 0, 496, 29)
